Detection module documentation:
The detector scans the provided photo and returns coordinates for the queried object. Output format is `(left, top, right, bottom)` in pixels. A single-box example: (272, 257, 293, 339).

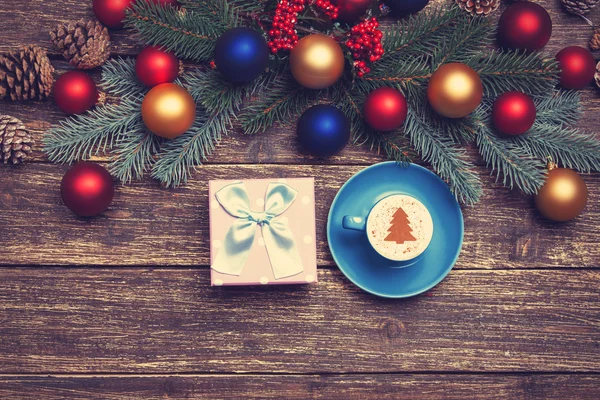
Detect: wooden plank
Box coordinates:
(1, 0, 598, 56)
(1, 374, 599, 399)
(0, 268, 598, 373)
(1, 164, 598, 267)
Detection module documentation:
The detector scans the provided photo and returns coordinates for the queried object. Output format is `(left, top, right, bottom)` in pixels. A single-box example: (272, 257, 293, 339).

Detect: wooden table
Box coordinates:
(1, 1, 599, 399)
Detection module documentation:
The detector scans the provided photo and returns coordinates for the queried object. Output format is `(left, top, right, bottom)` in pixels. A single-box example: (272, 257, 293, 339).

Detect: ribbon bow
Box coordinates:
(211, 182, 304, 279)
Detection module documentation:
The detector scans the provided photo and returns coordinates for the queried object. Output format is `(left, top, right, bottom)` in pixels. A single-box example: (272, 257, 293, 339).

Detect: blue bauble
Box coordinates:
(385, 0, 429, 15)
(214, 27, 269, 83)
(297, 105, 350, 157)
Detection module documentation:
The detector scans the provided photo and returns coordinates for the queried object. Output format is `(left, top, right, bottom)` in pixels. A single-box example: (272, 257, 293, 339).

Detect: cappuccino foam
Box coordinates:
(366, 195, 433, 261)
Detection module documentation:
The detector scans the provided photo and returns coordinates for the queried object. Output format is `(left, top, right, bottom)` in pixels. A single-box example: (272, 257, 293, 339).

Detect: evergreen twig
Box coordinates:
(44, 5, 595, 204)
(405, 110, 483, 205)
(474, 113, 546, 194)
(125, 1, 237, 62)
(43, 97, 143, 164)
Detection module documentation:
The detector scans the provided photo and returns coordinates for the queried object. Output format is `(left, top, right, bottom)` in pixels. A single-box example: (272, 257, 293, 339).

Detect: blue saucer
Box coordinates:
(327, 162, 464, 298)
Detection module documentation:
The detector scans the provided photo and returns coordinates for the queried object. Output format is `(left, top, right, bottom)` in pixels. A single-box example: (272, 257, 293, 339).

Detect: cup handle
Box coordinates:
(342, 216, 366, 231)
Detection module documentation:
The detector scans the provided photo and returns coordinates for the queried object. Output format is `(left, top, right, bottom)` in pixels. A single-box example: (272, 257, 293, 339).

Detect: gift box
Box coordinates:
(209, 178, 317, 286)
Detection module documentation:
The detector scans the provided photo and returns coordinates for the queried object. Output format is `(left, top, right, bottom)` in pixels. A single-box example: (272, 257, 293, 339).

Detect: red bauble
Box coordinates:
(331, 0, 373, 23)
(53, 71, 98, 115)
(61, 163, 115, 217)
(136, 46, 180, 87)
(93, 0, 134, 29)
(492, 91, 536, 136)
(364, 87, 408, 132)
(556, 46, 596, 90)
(497, 2, 552, 51)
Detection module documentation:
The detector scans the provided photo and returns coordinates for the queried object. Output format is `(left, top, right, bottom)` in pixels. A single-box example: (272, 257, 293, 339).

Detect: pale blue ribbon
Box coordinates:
(211, 182, 304, 279)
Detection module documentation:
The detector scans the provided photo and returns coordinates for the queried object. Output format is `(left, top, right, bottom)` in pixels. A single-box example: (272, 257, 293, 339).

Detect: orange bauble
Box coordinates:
(427, 63, 483, 118)
(535, 168, 588, 222)
(141, 83, 196, 139)
(290, 34, 345, 89)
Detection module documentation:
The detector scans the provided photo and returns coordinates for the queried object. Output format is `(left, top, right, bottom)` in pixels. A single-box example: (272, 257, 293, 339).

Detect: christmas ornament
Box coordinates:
(455, 0, 500, 17)
(61, 162, 115, 217)
(492, 91, 536, 136)
(136, 46, 180, 87)
(590, 27, 600, 51)
(0, 115, 34, 164)
(50, 20, 111, 70)
(93, 0, 134, 29)
(290, 34, 345, 89)
(346, 17, 384, 77)
(497, 2, 552, 51)
(595, 61, 600, 89)
(535, 166, 588, 222)
(385, 0, 430, 16)
(0, 45, 54, 101)
(364, 87, 408, 132)
(332, 0, 373, 23)
(141, 83, 196, 139)
(427, 63, 483, 119)
(297, 105, 350, 157)
(214, 27, 269, 83)
(560, 0, 599, 16)
(53, 71, 99, 115)
(556, 46, 596, 90)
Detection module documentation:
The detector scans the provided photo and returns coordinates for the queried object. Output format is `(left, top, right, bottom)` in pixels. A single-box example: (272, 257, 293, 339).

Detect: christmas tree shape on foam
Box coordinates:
(384, 207, 417, 244)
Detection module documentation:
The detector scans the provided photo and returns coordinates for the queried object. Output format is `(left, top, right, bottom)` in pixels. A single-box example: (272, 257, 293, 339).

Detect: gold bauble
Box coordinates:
(141, 83, 196, 139)
(427, 63, 483, 118)
(290, 34, 345, 89)
(535, 168, 588, 222)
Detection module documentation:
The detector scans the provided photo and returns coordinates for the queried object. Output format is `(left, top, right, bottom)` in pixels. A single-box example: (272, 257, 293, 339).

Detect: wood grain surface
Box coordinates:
(0, 268, 598, 373)
(0, 0, 599, 398)
(1, 374, 599, 399)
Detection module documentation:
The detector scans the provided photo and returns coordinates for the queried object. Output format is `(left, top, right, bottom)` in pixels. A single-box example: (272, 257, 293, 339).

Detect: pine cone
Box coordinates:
(0, 115, 34, 164)
(0, 45, 55, 101)
(561, 0, 600, 15)
(595, 61, 600, 90)
(455, 0, 500, 16)
(50, 19, 111, 70)
(590, 27, 600, 51)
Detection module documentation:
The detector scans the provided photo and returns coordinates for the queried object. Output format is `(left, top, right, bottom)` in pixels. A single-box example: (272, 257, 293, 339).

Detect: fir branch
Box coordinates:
(533, 90, 581, 126)
(512, 124, 600, 173)
(180, 0, 272, 15)
(151, 111, 226, 187)
(240, 71, 317, 135)
(431, 15, 493, 68)
(184, 68, 246, 116)
(474, 115, 546, 194)
(101, 57, 148, 97)
(404, 110, 483, 205)
(356, 57, 431, 90)
(44, 97, 143, 164)
(109, 124, 162, 184)
(377, 7, 462, 69)
(472, 51, 559, 98)
(126, 1, 237, 62)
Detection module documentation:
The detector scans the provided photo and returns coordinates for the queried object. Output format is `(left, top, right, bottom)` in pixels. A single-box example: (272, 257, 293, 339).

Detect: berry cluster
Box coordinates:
(268, 0, 306, 54)
(345, 17, 384, 77)
(268, 0, 340, 54)
(313, 0, 340, 20)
